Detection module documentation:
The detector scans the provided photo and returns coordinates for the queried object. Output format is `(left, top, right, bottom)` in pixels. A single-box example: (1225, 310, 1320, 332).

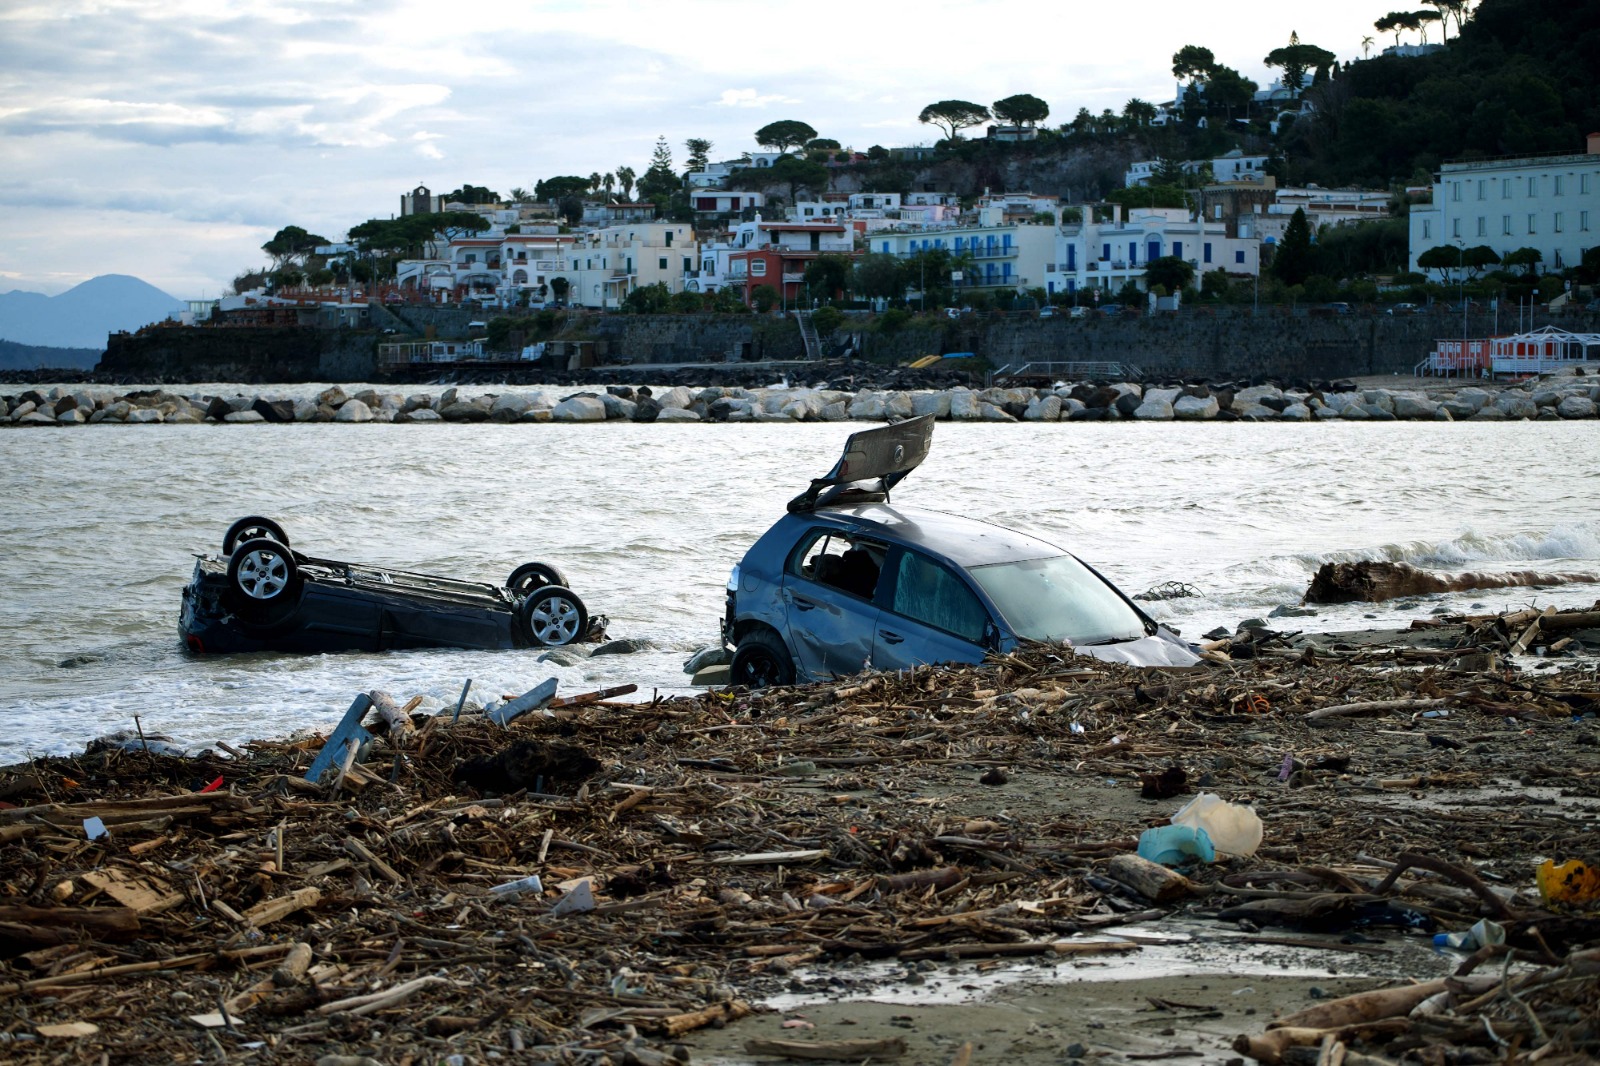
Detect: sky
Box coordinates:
(0, 0, 1423, 299)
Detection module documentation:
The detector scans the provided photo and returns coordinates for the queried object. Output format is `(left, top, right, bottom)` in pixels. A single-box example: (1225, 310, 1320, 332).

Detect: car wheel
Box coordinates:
(520, 586, 589, 647)
(227, 538, 301, 609)
(507, 561, 570, 595)
(730, 631, 795, 689)
(224, 516, 289, 555)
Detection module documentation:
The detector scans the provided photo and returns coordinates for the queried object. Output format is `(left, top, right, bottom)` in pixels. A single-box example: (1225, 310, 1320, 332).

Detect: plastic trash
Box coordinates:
(1169, 793, 1263, 859)
(83, 816, 108, 841)
(1536, 858, 1600, 906)
(488, 874, 544, 899)
(1432, 918, 1506, 952)
(1137, 824, 1216, 865)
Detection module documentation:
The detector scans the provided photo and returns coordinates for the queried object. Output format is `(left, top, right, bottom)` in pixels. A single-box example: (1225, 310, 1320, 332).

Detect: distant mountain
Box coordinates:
(0, 339, 102, 371)
(0, 275, 185, 349)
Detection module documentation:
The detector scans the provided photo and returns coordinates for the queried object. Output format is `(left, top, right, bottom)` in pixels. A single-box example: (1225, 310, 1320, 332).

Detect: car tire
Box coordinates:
(224, 516, 289, 555)
(520, 586, 588, 647)
(730, 631, 795, 689)
(227, 538, 301, 616)
(507, 561, 570, 595)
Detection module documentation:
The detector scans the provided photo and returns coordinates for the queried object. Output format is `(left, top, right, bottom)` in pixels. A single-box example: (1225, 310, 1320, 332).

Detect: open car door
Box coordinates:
(787, 414, 934, 514)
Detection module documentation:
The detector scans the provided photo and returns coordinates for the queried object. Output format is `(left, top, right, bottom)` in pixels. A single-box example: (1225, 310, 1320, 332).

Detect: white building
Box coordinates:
(554, 222, 697, 310)
(396, 231, 575, 307)
(1408, 135, 1600, 276)
(1212, 150, 1271, 185)
(1045, 206, 1260, 297)
(866, 222, 1057, 294)
(689, 190, 765, 216)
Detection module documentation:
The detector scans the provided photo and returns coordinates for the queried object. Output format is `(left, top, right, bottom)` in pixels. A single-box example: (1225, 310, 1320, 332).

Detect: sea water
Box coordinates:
(2, 415, 1597, 760)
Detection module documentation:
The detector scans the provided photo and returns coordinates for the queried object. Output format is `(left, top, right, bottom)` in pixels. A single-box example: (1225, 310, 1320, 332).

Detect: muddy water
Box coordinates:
(3, 418, 1599, 759)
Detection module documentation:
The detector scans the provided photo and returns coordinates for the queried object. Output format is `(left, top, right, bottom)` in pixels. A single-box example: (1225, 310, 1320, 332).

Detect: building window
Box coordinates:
(1502, 215, 1512, 235)
(1476, 217, 1486, 237)
(1235, 250, 1245, 264)
(1528, 177, 1538, 196)
(1423, 220, 1431, 239)
(1554, 213, 1563, 232)
(1173, 241, 1183, 259)
(658, 257, 668, 270)
(1101, 243, 1111, 260)
(1451, 181, 1461, 201)
(1528, 213, 1536, 233)
(750, 260, 766, 276)
(1451, 218, 1461, 238)
(1582, 174, 1592, 195)
(1554, 175, 1564, 196)
(1477, 180, 1486, 200)
(1203, 242, 1213, 263)
(1582, 210, 1591, 231)
(1502, 178, 1511, 198)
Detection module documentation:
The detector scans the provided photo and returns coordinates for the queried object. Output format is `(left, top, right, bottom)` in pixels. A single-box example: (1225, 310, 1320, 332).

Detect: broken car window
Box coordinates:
(889, 551, 987, 642)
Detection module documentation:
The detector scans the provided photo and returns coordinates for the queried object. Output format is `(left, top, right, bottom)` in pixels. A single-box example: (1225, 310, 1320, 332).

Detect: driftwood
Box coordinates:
(744, 1036, 907, 1060)
(1305, 560, 1597, 604)
(1105, 853, 1195, 902)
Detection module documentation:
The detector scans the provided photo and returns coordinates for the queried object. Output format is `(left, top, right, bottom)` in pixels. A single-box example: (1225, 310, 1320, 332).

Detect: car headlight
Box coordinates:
(726, 564, 740, 592)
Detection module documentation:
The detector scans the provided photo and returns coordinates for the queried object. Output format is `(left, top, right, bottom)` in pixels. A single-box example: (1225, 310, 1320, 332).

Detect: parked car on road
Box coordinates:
(1386, 303, 1423, 315)
(719, 418, 1200, 687)
(1324, 302, 1353, 315)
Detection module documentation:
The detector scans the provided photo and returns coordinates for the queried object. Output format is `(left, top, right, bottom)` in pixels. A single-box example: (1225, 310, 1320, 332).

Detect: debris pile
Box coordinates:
(1, 605, 1597, 1063)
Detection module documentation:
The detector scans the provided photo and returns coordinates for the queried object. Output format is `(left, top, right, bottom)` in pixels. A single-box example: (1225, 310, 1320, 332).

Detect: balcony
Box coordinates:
(781, 273, 805, 284)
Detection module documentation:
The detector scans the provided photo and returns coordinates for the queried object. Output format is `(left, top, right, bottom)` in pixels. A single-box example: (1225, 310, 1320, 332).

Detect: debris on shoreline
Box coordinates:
(5, 371, 1600, 426)
(1305, 560, 1600, 604)
(1, 605, 1597, 1064)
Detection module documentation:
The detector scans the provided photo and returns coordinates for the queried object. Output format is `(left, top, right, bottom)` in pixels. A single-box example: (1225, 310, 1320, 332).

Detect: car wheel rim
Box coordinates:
(530, 596, 580, 643)
(740, 651, 779, 687)
(238, 550, 288, 599)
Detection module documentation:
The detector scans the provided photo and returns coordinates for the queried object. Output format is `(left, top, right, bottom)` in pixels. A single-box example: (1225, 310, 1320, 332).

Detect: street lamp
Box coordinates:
(1456, 240, 1467, 371)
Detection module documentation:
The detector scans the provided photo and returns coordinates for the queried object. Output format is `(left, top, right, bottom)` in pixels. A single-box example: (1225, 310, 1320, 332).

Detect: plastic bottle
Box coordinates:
(488, 874, 544, 898)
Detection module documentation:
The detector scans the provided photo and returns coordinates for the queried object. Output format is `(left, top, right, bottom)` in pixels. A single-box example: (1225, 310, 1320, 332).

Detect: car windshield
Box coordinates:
(969, 554, 1148, 644)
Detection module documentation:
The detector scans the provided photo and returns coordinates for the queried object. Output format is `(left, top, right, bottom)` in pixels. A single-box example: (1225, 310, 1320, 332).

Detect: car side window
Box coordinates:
(888, 550, 988, 642)
(789, 531, 883, 600)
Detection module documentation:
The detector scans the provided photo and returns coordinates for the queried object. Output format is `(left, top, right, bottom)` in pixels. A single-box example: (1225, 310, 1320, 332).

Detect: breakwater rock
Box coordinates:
(6, 375, 1600, 427)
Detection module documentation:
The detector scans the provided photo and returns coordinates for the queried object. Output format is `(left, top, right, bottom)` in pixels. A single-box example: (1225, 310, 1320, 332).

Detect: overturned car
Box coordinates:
(181, 517, 602, 655)
(720, 416, 1199, 687)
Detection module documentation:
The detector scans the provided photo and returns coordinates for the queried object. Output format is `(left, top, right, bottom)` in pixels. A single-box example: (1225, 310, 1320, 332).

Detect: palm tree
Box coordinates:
(587, 172, 603, 195)
(615, 166, 636, 202)
(1361, 35, 1374, 58)
(602, 172, 616, 199)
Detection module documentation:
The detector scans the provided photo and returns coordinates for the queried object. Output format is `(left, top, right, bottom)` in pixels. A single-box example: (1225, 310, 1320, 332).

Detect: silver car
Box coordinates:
(721, 416, 1200, 687)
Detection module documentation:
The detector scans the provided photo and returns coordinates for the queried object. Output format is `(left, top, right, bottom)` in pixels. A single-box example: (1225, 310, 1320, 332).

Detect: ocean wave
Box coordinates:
(1296, 523, 1600, 571)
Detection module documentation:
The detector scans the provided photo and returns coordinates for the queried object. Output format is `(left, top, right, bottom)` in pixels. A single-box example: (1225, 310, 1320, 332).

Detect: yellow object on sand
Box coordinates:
(1536, 858, 1600, 905)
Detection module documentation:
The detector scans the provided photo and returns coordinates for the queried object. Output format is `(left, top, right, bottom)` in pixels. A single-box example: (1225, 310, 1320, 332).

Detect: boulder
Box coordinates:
(1361, 389, 1395, 413)
(402, 394, 435, 413)
(1362, 404, 1396, 421)
(490, 393, 535, 419)
(1132, 398, 1174, 420)
(1440, 400, 1479, 420)
(252, 398, 296, 423)
(911, 391, 952, 418)
(439, 401, 489, 422)
(203, 396, 232, 421)
(630, 397, 662, 423)
(1467, 404, 1508, 421)
(1390, 394, 1438, 420)
(780, 394, 824, 420)
(657, 386, 695, 410)
(819, 401, 849, 421)
(551, 396, 607, 422)
(101, 401, 131, 421)
(1233, 401, 1277, 420)
(1172, 395, 1219, 421)
(1280, 402, 1312, 422)
(221, 410, 265, 424)
(352, 389, 381, 409)
(1452, 387, 1492, 412)
(56, 407, 88, 424)
(333, 399, 373, 423)
(292, 398, 319, 422)
(1494, 393, 1538, 419)
(848, 392, 888, 420)
(1142, 387, 1182, 408)
(166, 410, 203, 424)
(16, 410, 58, 426)
(1557, 395, 1597, 419)
(655, 406, 702, 422)
(884, 391, 915, 419)
(1023, 395, 1062, 421)
(318, 386, 349, 408)
(978, 402, 1016, 422)
(1234, 384, 1283, 405)
(602, 395, 637, 420)
(518, 408, 553, 423)
(1338, 404, 1371, 420)
(397, 408, 442, 422)
(1059, 397, 1086, 417)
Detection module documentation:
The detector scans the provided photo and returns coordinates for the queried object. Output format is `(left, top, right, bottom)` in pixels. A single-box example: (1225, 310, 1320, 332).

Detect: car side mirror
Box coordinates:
(983, 619, 1002, 651)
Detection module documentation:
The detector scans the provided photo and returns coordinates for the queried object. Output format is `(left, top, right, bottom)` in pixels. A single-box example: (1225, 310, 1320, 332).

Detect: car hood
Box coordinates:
(1071, 629, 1200, 668)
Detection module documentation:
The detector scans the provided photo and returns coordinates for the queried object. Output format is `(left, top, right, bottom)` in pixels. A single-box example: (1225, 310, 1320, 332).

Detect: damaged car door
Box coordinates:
(870, 546, 995, 673)
(782, 529, 884, 680)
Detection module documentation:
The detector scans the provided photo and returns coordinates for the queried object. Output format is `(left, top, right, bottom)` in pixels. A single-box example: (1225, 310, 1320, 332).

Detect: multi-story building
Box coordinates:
(396, 230, 575, 307)
(1409, 134, 1600, 275)
(866, 221, 1057, 295)
(1044, 205, 1260, 297)
(555, 222, 697, 310)
(725, 219, 857, 305)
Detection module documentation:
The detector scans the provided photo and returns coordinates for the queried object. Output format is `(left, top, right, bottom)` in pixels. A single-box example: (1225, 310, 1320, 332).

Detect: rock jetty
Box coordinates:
(5, 375, 1599, 426)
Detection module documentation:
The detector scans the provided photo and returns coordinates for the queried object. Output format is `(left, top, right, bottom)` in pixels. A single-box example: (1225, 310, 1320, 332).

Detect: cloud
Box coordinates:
(713, 89, 800, 109)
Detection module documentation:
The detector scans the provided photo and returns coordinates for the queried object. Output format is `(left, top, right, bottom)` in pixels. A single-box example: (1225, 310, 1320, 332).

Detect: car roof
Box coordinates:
(808, 502, 1064, 568)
